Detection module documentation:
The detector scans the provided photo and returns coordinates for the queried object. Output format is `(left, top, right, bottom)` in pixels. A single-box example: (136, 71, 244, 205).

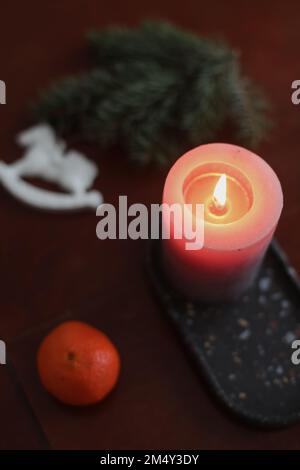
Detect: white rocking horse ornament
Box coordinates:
(0, 124, 103, 211)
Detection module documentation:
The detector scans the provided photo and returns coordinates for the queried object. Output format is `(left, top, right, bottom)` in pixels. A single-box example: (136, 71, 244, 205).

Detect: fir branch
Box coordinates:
(33, 21, 270, 166)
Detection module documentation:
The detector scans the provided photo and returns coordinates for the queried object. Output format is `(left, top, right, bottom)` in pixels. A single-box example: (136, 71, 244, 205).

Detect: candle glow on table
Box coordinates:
(162, 143, 283, 302)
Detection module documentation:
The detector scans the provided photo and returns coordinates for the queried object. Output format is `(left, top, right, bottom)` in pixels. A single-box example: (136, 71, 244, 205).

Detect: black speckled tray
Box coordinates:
(147, 239, 300, 428)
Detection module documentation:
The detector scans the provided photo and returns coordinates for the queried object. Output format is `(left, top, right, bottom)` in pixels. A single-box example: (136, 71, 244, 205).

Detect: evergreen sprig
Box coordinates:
(33, 21, 269, 166)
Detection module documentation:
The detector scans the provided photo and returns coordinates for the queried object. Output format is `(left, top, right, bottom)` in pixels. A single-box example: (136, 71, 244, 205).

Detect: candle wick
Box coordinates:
(210, 196, 227, 215)
(212, 195, 225, 210)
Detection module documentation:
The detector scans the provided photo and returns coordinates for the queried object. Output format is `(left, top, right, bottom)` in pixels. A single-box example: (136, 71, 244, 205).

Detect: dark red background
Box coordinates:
(0, 0, 299, 450)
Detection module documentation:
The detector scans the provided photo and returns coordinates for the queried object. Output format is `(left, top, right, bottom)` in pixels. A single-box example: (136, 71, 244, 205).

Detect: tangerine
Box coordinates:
(37, 321, 120, 405)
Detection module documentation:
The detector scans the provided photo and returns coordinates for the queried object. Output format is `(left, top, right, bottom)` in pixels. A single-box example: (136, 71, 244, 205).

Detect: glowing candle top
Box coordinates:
(164, 143, 283, 250)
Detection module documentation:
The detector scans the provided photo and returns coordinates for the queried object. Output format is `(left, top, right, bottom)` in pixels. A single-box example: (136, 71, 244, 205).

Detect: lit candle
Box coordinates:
(162, 143, 283, 302)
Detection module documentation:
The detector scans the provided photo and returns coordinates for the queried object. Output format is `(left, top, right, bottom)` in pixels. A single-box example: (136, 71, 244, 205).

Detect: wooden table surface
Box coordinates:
(0, 0, 299, 450)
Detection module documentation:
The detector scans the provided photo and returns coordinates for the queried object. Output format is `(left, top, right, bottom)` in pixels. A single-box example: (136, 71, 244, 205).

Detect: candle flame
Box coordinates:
(213, 174, 227, 209)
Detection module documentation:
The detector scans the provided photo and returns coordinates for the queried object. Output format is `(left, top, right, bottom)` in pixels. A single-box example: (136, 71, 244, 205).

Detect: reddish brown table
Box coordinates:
(0, 0, 299, 450)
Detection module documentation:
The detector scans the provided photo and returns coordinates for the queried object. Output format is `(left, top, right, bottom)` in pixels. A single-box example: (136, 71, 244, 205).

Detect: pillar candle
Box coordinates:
(162, 143, 283, 302)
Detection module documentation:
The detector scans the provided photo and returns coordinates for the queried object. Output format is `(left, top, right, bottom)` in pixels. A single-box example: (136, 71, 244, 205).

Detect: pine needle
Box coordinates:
(33, 21, 270, 166)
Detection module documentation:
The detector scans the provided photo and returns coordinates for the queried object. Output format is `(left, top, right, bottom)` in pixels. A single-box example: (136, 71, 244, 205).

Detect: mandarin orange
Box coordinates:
(37, 321, 120, 405)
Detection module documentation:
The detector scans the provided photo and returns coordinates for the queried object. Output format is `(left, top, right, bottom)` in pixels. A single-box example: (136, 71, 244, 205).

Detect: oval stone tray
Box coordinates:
(147, 239, 300, 428)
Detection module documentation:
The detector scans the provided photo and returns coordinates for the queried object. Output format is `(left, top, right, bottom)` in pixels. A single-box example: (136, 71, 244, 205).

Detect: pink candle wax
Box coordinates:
(162, 143, 283, 302)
